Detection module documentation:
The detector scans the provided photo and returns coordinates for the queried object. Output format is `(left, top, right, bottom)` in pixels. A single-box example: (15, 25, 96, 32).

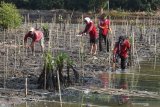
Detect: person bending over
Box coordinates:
(79, 17, 98, 55)
(24, 27, 44, 55)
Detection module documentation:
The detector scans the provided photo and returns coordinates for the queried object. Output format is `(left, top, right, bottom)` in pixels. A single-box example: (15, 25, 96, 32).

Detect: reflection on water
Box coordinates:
(14, 60, 160, 107)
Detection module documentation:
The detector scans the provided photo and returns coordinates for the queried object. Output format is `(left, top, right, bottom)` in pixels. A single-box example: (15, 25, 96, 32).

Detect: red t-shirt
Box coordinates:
(113, 39, 130, 58)
(99, 19, 110, 36)
(83, 21, 98, 39)
(24, 31, 43, 42)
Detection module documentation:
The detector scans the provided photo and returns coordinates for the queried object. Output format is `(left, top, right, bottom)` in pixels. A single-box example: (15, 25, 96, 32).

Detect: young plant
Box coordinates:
(38, 51, 55, 90)
(42, 24, 49, 41)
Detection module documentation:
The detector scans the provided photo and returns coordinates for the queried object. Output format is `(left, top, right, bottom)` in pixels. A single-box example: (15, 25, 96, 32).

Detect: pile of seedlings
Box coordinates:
(38, 51, 79, 91)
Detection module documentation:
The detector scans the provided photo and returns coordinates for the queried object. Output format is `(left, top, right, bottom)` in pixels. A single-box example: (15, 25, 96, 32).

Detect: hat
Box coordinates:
(84, 17, 91, 23)
(29, 27, 35, 32)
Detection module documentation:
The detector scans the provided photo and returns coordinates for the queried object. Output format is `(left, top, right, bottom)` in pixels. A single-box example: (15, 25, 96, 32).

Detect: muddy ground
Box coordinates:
(0, 12, 160, 106)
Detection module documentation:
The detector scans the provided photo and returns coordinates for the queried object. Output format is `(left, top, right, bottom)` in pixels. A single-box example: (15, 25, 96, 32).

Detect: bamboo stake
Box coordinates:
(3, 29, 6, 89)
(6, 46, 8, 78)
(131, 73, 135, 90)
(63, 26, 66, 49)
(25, 102, 28, 107)
(25, 77, 28, 97)
(14, 29, 17, 72)
(126, 20, 128, 36)
(44, 61, 47, 90)
(50, 21, 54, 53)
(17, 29, 21, 54)
(111, 25, 116, 72)
(69, 29, 72, 50)
(48, 29, 52, 51)
(27, 13, 30, 26)
(133, 40, 141, 89)
(57, 69, 62, 107)
(132, 32, 135, 66)
(56, 27, 59, 48)
(154, 32, 157, 70)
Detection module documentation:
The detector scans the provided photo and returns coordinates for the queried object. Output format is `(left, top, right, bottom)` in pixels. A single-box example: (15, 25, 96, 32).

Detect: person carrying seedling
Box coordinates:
(98, 13, 111, 52)
(24, 27, 44, 55)
(79, 17, 98, 55)
(113, 36, 131, 72)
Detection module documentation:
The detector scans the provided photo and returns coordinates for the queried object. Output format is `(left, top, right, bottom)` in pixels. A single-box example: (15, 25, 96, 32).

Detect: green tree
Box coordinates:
(0, 2, 22, 29)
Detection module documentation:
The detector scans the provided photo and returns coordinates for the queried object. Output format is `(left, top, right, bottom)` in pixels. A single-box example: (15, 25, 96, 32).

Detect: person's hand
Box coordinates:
(113, 55, 116, 63)
(76, 33, 82, 37)
(25, 45, 30, 48)
(76, 31, 83, 37)
(80, 32, 86, 36)
(109, 28, 112, 34)
(79, 31, 83, 35)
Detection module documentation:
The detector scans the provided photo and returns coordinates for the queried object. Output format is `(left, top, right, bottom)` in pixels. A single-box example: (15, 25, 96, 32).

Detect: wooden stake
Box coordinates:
(57, 69, 62, 107)
(154, 32, 157, 70)
(25, 77, 28, 97)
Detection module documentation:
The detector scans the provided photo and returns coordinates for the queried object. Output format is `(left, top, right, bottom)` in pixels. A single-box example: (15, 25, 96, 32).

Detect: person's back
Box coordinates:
(84, 20, 98, 39)
(34, 30, 43, 42)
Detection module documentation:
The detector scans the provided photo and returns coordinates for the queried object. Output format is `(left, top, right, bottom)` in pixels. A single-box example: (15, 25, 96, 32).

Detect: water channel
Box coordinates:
(15, 56, 160, 107)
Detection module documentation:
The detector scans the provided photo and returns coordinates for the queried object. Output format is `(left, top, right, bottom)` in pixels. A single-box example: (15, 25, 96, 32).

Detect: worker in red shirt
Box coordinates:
(113, 36, 131, 71)
(98, 13, 110, 52)
(24, 27, 44, 55)
(79, 17, 98, 55)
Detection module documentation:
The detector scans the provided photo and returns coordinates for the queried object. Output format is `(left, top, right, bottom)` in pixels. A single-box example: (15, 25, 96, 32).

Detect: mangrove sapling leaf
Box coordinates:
(42, 24, 49, 41)
(54, 52, 68, 86)
(38, 51, 56, 90)
(39, 51, 78, 90)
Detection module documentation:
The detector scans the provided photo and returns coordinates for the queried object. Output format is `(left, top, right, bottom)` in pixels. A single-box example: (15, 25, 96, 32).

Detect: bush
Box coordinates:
(0, 2, 23, 29)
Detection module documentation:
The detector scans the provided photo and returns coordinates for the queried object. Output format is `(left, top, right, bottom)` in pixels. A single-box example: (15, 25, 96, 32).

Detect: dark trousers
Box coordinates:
(120, 56, 127, 71)
(99, 34, 109, 52)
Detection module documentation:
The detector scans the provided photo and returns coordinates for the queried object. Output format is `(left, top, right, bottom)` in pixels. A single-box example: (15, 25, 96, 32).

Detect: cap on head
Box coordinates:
(29, 27, 35, 32)
(84, 17, 91, 23)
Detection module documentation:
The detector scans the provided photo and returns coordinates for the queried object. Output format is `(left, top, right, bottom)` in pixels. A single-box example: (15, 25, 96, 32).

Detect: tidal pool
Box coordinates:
(14, 57, 160, 107)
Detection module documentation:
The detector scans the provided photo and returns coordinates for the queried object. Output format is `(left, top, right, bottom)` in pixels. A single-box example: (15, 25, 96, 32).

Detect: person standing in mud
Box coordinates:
(24, 27, 44, 55)
(98, 13, 111, 52)
(113, 36, 131, 71)
(79, 17, 98, 55)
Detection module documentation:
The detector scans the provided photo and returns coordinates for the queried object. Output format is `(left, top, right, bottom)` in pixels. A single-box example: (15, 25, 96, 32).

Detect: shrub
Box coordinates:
(42, 24, 49, 41)
(0, 2, 23, 29)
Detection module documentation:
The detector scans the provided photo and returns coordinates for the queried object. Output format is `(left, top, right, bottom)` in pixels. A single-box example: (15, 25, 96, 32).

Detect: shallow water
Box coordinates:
(13, 57, 160, 107)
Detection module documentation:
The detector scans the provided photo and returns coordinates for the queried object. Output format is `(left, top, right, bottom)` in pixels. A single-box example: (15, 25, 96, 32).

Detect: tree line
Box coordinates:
(1, 0, 160, 12)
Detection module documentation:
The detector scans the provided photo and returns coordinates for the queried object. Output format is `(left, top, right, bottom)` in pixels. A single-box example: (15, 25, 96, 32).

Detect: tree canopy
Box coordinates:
(1, 0, 160, 12)
(0, 2, 22, 29)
